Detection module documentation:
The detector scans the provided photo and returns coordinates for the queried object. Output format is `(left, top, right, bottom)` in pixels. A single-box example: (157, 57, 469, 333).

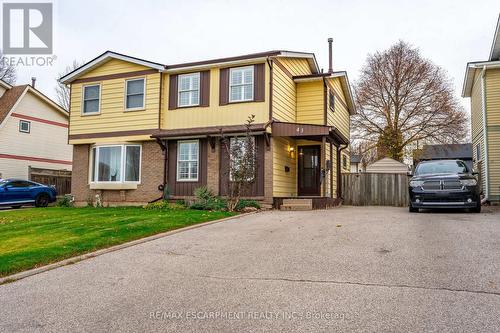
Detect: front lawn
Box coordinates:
(0, 207, 235, 277)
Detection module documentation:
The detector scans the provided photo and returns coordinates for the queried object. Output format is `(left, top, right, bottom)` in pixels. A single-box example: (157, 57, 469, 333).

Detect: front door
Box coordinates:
(298, 145, 321, 196)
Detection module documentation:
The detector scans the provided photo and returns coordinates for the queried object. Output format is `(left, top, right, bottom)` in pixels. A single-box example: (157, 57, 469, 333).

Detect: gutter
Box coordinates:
(480, 66, 490, 201)
(266, 57, 273, 122)
(336, 143, 348, 198)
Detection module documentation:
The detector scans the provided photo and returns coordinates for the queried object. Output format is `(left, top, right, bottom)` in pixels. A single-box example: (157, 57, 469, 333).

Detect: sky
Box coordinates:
(9, 0, 500, 114)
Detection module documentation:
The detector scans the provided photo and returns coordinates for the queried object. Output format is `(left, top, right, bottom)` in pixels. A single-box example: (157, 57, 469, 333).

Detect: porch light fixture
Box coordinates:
(288, 146, 295, 158)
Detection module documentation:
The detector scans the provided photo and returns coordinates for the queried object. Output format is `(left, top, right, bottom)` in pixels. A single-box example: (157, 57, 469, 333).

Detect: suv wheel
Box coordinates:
(35, 193, 49, 208)
(409, 205, 419, 213)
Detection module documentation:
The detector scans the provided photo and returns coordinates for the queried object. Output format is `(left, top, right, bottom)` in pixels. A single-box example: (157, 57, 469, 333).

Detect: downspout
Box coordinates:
(337, 144, 348, 199)
(266, 57, 274, 122)
(480, 66, 490, 202)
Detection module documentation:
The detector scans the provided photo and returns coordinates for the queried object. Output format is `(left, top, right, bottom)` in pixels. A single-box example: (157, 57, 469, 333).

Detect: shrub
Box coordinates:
(56, 195, 74, 208)
(235, 199, 260, 211)
(144, 200, 186, 210)
(190, 186, 227, 211)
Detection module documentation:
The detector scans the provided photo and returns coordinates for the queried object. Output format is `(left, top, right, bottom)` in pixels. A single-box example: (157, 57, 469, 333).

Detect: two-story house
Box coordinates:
(463, 15, 500, 204)
(60, 40, 355, 208)
(0, 79, 72, 181)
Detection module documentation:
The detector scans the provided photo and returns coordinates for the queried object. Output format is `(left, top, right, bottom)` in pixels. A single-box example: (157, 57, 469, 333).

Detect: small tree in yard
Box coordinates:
(220, 115, 257, 211)
(352, 41, 468, 162)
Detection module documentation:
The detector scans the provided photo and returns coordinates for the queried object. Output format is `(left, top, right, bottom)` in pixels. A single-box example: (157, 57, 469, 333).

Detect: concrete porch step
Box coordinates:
(280, 199, 313, 211)
(282, 199, 313, 206)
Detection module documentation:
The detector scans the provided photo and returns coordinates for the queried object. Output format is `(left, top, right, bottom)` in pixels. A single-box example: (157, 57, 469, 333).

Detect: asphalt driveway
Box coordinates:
(1, 206, 500, 332)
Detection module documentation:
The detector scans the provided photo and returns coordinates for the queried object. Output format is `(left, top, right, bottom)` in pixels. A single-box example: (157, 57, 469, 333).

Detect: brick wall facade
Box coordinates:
(71, 141, 163, 206)
(207, 141, 220, 194)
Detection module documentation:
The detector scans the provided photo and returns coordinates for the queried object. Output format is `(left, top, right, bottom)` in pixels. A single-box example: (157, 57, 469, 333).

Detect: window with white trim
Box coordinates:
(91, 145, 141, 183)
(19, 120, 30, 133)
(178, 73, 200, 107)
(229, 137, 256, 181)
(229, 66, 253, 102)
(476, 144, 481, 161)
(177, 141, 199, 181)
(82, 84, 100, 114)
(125, 78, 145, 110)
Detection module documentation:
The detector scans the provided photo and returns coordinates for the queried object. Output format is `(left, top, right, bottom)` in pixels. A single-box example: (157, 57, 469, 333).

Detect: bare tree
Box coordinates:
(0, 53, 17, 84)
(220, 115, 257, 211)
(55, 60, 83, 110)
(352, 41, 467, 162)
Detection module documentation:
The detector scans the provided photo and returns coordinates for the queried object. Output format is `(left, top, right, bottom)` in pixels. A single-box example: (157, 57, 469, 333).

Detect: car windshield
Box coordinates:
(415, 160, 469, 175)
(0, 179, 8, 187)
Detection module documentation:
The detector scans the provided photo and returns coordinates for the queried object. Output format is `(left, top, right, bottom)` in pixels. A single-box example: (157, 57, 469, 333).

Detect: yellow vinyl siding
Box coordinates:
(272, 137, 297, 197)
(471, 71, 484, 142)
(485, 69, 500, 125)
(296, 81, 324, 125)
(162, 65, 269, 129)
(485, 69, 500, 199)
(272, 63, 296, 122)
(69, 72, 160, 139)
(487, 129, 500, 198)
(327, 78, 350, 140)
(79, 59, 150, 78)
(276, 58, 312, 76)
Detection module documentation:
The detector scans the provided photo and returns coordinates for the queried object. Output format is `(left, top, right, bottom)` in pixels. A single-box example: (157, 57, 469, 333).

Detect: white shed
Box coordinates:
(366, 157, 408, 174)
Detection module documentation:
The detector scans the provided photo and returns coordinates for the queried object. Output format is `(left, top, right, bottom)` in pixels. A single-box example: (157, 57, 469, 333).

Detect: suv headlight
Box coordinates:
(409, 180, 424, 187)
(460, 179, 477, 186)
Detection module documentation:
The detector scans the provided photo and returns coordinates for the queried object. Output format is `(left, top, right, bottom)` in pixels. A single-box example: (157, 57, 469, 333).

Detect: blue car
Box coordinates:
(0, 179, 57, 208)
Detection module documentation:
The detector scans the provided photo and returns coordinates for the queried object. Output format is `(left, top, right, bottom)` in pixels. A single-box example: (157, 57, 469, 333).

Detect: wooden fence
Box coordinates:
(342, 173, 409, 206)
(29, 167, 72, 195)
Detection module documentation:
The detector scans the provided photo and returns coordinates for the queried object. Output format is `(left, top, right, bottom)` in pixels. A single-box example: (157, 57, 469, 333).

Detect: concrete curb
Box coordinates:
(0, 210, 261, 285)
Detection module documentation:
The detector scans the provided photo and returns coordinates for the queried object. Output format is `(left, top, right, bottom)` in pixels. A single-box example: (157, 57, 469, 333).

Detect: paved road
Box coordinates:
(1, 207, 500, 332)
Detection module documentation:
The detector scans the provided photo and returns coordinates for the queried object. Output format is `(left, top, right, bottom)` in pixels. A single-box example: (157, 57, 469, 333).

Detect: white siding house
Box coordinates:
(0, 81, 72, 179)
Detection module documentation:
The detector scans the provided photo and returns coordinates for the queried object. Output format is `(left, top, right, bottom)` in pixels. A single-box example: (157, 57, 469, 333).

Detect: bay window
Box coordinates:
(178, 73, 200, 107)
(177, 140, 199, 181)
(90, 145, 141, 183)
(229, 66, 254, 102)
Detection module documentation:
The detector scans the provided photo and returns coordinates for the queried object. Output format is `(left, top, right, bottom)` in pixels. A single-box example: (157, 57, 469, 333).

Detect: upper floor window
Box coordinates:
(178, 73, 200, 107)
(90, 145, 141, 183)
(125, 78, 145, 110)
(329, 90, 335, 112)
(83, 84, 100, 114)
(177, 140, 199, 181)
(229, 66, 253, 102)
(19, 120, 30, 133)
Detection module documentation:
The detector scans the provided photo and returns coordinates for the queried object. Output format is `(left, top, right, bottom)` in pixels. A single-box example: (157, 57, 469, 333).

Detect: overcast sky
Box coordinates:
(12, 0, 500, 113)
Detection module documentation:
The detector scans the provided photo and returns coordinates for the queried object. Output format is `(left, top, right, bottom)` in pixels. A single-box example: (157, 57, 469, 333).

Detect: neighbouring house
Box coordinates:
(60, 40, 355, 207)
(365, 157, 408, 174)
(414, 143, 473, 171)
(462, 14, 500, 203)
(0, 79, 72, 183)
(350, 153, 365, 173)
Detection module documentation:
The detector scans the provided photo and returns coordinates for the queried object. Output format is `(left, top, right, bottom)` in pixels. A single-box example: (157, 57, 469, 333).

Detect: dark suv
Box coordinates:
(409, 160, 481, 213)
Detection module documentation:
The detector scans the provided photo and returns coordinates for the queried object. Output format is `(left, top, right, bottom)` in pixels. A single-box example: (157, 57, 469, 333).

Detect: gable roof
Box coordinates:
(0, 79, 12, 90)
(59, 51, 166, 84)
(0, 84, 67, 126)
(0, 85, 29, 125)
(165, 50, 320, 74)
(490, 14, 500, 61)
(419, 144, 472, 160)
(463, 14, 500, 97)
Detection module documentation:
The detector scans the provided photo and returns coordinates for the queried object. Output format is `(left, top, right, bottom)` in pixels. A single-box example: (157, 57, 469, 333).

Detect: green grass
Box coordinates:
(0, 207, 235, 277)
